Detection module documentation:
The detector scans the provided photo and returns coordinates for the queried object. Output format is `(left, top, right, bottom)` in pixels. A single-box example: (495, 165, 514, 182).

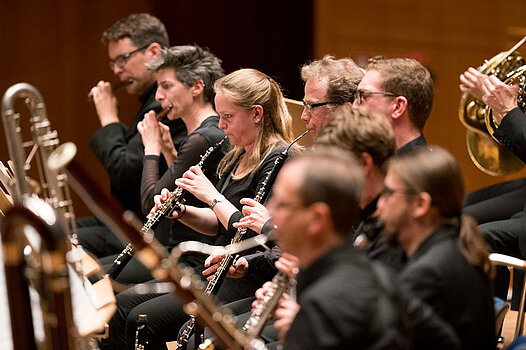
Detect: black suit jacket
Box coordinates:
(399, 225, 495, 349)
(89, 83, 186, 218)
(494, 107, 526, 256)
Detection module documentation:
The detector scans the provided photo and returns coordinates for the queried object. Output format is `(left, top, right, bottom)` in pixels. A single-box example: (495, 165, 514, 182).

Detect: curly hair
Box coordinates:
(147, 45, 224, 103)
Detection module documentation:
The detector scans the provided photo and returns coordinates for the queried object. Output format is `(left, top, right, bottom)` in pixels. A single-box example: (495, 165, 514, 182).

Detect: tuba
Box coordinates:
(459, 37, 526, 176)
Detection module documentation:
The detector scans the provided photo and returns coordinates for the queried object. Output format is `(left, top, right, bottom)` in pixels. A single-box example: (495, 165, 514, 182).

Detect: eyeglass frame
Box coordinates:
(302, 100, 336, 112)
(108, 44, 150, 71)
(354, 90, 400, 105)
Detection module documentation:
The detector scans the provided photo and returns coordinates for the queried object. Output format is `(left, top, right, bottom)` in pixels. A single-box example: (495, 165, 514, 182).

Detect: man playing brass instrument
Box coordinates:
(78, 13, 187, 258)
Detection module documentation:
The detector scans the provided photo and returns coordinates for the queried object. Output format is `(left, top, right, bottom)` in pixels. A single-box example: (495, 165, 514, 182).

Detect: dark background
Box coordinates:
(0, 1, 313, 216)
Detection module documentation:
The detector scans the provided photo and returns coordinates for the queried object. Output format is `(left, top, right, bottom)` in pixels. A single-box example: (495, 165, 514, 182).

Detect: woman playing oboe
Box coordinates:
(104, 68, 294, 350)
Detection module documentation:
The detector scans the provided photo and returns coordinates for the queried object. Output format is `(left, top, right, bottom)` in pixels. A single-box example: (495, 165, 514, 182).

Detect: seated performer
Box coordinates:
(353, 56, 433, 154)
(264, 148, 412, 349)
(378, 147, 495, 349)
(98, 44, 226, 284)
(459, 67, 526, 224)
(299, 55, 364, 140)
(78, 13, 187, 257)
(103, 68, 295, 350)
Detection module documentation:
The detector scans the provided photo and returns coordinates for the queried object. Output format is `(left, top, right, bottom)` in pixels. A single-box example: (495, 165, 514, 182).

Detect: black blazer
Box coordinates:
(399, 225, 495, 349)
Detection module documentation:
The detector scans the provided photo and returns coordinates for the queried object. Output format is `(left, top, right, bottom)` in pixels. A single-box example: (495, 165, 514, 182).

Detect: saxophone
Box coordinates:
(105, 136, 227, 280)
(177, 131, 307, 349)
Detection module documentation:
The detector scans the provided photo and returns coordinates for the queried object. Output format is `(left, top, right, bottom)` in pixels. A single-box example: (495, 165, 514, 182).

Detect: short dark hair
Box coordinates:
(147, 45, 224, 103)
(101, 13, 169, 48)
(293, 147, 363, 237)
(367, 57, 433, 131)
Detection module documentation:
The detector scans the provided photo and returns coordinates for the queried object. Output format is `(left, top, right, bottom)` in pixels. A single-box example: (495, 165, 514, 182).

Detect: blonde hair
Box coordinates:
(214, 68, 294, 179)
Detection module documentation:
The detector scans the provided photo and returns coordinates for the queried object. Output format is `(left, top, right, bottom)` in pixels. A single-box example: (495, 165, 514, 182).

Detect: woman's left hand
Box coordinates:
(137, 111, 162, 155)
(175, 165, 219, 204)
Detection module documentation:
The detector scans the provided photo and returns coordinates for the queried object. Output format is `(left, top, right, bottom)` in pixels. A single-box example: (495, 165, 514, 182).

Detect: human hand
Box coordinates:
(275, 253, 300, 279)
(459, 67, 487, 100)
(202, 251, 248, 279)
(89, 80, 119, 126)
(273, 294, 300, 342)
(159, 122, 177, 160)
(175, 166, 219, 204)
(481, 75, 520, 125)
(138, 111, 162, 155)
(232, 198, 270, 234)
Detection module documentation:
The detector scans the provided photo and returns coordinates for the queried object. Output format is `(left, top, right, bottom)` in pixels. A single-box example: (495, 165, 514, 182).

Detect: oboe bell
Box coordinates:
(87, 78, 134, 101)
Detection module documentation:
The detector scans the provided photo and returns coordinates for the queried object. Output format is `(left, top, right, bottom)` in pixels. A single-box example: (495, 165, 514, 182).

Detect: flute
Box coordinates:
(87, 78, 133, 101)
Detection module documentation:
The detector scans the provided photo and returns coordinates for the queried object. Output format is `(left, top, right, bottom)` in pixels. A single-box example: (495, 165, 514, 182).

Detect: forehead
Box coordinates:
(384, 170, 403, 188)
(304, 76, 329, 102)
(358, 70, 384, 90)
(157, 68, 179, 81)
(107, 37, 136, 58)
(274, 161, 304, 199)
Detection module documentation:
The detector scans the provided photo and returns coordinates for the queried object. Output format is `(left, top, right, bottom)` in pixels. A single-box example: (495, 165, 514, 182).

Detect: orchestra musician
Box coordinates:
(378, 147, 495, 349)
(103, 68, 295, 349)
(353, 57, 433, 154)
(299, 55, 364, 140)
(77, 13, 187, 258)
(98, 44, 226, 284)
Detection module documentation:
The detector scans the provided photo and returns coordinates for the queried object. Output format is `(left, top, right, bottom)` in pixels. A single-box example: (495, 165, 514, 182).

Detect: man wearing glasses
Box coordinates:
(299, 55, 364, 140)
(353, 57, 433, 154)
(80, 14, 186, 258)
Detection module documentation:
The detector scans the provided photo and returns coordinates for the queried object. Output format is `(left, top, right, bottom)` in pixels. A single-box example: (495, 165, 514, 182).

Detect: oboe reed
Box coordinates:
(155, 106, 173, 121)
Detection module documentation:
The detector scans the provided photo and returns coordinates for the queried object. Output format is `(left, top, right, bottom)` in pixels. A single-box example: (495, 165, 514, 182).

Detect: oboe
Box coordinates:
(242, 272, 290, 338)
(178, 131, 308, 349)
(105, 136, 227, 280)
(134, 314, 148, 350)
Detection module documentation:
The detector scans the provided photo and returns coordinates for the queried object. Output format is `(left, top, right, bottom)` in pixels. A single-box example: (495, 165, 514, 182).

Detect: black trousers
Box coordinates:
(181, 297, 281, 350)
(76, 216, 127, 258)
(102, 265, 268, 350)
(464, 178, 526, 224)
(479, 211, 525, 309)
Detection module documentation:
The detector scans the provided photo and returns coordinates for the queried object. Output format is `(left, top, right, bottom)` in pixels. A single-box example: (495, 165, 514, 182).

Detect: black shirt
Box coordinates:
(89, 82, 187, 219)
(140, 116, 226, 247)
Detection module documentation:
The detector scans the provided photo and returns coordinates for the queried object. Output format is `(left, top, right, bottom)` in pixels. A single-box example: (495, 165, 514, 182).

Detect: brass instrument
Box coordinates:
(1, 83, 114, 348)
(459, 37, 526, 176)
(1, 197, 81, 349)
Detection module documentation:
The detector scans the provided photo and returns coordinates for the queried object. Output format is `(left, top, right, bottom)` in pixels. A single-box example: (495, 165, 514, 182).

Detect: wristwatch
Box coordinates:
(209, 194, 226, 209)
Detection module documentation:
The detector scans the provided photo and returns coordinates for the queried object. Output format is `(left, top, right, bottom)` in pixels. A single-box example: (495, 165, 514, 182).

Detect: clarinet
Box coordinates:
(105, 137, 227, 280)
(178, 131, 308, 349)
(242, 272, 290, 338)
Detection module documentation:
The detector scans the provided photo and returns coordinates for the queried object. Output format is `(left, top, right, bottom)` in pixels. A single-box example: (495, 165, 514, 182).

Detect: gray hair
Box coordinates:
(147, 45, 224, 103)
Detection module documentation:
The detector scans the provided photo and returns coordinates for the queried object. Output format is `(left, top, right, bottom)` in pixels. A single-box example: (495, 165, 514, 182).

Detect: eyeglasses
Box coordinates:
(354, 90, 399, 105)
(302, 100, 335, 112)
(108, 44, 150, 71)
(380, 185, 415, 198)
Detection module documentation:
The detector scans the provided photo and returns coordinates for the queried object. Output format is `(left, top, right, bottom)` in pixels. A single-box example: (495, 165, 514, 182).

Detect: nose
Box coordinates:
(218, 115, 226, 130)
(377, 194, 385, 212)
(300, 107, 310, 122)
(352, 99, 360, 109)
(112, 64, 124, 75)
(155, 89, 164, 102)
